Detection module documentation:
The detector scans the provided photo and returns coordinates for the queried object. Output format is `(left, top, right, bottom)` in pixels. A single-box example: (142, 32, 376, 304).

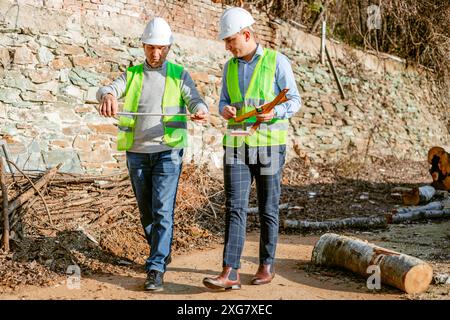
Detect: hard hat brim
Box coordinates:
(141, 36, 173, 46)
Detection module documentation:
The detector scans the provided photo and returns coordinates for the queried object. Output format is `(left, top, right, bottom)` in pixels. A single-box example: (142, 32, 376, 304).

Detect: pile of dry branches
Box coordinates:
(0, 162, 223, 289)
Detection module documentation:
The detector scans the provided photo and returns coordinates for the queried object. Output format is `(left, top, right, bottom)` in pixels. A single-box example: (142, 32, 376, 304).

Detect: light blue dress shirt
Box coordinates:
(219, 44, 301, 119)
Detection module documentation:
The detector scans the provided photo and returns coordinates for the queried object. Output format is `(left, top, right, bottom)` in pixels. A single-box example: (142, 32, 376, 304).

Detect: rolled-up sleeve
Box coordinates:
(181, 70, 208, 114)
(96, 72, 127, 102)
(273, 54, 301, 119)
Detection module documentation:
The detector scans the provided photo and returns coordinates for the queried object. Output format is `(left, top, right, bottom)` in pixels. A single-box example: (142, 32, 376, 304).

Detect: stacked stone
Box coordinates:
(0, 0, 448, 174)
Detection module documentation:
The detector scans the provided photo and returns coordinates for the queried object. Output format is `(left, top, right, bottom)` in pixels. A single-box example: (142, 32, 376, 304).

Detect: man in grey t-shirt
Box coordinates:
(97, 17, 208, 291)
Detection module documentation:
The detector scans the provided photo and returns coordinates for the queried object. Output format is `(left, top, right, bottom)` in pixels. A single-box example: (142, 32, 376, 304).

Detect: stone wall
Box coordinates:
(0, 0, 448, 174)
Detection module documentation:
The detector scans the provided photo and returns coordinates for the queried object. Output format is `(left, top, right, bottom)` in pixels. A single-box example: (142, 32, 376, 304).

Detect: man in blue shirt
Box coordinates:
(203, 7, 301, 290)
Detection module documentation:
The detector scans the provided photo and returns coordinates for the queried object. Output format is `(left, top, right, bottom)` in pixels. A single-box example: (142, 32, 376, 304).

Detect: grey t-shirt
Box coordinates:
(97, 60, 208, 153)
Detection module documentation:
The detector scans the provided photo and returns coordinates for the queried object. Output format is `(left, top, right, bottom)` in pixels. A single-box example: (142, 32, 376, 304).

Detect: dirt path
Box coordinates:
(0, 233, 402, 300)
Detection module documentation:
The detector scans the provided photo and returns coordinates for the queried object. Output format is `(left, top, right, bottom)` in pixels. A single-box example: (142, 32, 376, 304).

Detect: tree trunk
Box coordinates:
(310, 0, 330, 34)
(311, 233, 433, 294)
(358, 0, 368, 36)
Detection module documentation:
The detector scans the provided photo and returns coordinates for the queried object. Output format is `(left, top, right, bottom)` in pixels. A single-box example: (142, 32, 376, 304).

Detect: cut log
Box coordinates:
(7, 164, 60, 218)
(283, 216, 388, 231)
(402, 185, 436, 205)
(311, 233, 433, 294)
(1, 157, 10, 251)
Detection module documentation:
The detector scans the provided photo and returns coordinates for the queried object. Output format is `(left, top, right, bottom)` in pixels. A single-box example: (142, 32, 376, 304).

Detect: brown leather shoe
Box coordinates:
(251, 264, 275, 285)
(203, 267, 241, 290)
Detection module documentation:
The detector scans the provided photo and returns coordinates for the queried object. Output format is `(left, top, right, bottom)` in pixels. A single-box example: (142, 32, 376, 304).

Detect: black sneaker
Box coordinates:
(144, 270, 164, 291)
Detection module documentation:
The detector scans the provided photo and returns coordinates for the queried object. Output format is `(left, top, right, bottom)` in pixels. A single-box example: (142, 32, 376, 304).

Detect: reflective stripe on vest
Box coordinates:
(117, 62, 187, 151)
(223, 48, 288, 147)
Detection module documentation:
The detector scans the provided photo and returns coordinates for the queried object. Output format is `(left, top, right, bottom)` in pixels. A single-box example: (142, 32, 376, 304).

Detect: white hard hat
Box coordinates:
(218, 7, 255, 40)
(141, 17, 173, 45)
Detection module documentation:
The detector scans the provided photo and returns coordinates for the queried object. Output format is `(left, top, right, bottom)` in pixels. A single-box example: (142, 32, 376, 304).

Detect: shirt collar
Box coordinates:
(144, 59, 167, 71)
(237, 44, 264, 64)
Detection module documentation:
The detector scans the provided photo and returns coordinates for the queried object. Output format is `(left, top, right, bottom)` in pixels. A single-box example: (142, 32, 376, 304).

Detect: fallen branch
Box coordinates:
(94, 180, 131, 189)
(390, 208, 450, 223)
(311, 233, 433, 294)
(10, 195, 40, 231)
(54, 197, 96, 209)
(283, 215, 388, 231)
(90, 207, 121, 227)
(284, 199, 450, 230)
(6, 160, 54, 226)
(52, 171, 127, 181)
(7, 164, 61, 220)
(395, 200, 444, 214)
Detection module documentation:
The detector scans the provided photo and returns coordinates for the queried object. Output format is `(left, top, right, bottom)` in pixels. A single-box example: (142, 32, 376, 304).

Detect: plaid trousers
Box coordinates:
(222, 144, 286, 269)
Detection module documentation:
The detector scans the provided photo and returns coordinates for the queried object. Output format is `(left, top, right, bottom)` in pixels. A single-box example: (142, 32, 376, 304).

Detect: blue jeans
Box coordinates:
(222, 144, 286, 269)
(126, 149, 183, 273)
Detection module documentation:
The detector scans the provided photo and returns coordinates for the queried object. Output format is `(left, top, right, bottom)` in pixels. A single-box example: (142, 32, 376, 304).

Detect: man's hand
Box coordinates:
(256, 109, 275, 122)
(222, 106, 236, 120)
(190, 109, 208, 124)
(98, 93, 118, 117)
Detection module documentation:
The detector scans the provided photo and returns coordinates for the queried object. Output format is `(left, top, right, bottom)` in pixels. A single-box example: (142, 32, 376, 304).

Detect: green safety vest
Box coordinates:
(117, 62, 188, 151)
(223, 48, 288, 147)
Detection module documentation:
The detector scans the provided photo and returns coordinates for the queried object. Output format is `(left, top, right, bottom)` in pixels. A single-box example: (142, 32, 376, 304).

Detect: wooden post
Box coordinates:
(325, 45, 346, 99)
(0, 140, 15, 182)
(312, 233, 433, 294)
(374, 29, 379, 52)
(320, 20, 326, 64)
(0, 156, 9, 252)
